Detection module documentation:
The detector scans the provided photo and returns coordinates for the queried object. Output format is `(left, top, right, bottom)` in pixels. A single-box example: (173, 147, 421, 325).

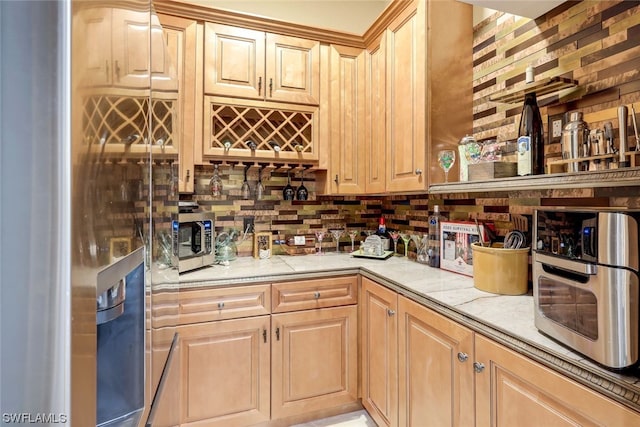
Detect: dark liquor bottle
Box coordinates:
(517, 92, 544, 176)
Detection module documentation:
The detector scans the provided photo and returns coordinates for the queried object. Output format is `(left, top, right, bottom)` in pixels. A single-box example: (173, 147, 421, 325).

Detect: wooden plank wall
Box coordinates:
(472, 0, 640, 164)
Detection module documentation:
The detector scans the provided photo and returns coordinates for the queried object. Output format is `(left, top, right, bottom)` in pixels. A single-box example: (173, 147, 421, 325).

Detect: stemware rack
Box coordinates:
(203, 96, 319, 162)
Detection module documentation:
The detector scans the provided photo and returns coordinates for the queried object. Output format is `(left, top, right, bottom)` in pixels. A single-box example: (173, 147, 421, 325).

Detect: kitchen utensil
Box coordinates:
(504, 230, 526, 249)
(618, 105, 629, 167)
(562, 111, 589, 172)
(474, 218, 485, 247)
(631, 104, 639, 151)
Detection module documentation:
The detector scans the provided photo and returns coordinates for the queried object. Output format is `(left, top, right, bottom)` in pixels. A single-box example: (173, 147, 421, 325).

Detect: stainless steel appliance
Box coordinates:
(561, 111, 589, 172)
(533, 208, 640, 369)
(97, 248, 145, 427)
(172, 209, 216, 273)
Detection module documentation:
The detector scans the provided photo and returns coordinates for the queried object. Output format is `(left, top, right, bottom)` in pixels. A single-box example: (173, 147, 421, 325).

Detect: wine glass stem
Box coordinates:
(394, 241, 398, 254)
(351, 239, 355, 252)
(444, 170, 449, 183)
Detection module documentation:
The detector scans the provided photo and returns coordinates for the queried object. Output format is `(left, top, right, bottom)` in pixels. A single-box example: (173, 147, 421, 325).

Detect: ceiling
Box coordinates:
(458, 0, 566, 20)
(183, 0, 392, 35)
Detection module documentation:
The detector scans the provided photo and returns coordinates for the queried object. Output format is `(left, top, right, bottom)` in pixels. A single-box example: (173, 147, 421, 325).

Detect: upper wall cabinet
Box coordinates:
(204, 23, 320, 105)
(76, 8, 174, 90)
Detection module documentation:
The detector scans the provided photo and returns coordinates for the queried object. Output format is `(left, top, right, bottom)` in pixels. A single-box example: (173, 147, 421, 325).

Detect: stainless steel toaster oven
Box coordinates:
(533, 208, 640, 369)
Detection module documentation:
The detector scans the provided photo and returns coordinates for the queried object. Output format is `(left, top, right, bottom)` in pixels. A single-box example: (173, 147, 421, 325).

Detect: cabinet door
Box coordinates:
(475, 334, 640, 427)
(361, 277, 398, 427)
(158, 14, 202, 193)
(385, 0, 426, 192)
(329, 45, 366, 194)
(398, 296, 475, 427)
(177, 316, 271, 427)
(271, 305, 358, 419)
(365, 34, 387, 193)
(204, 23, 265, 100)
(266, 33, 320, 105)
(111, 9, 153, 88)
(151, 14, 179, 92)
(74, 8, 112, 87)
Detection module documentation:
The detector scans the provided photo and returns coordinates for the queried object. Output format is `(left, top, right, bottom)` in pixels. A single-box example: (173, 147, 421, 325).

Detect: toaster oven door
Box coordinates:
(533, 252, 639, 369)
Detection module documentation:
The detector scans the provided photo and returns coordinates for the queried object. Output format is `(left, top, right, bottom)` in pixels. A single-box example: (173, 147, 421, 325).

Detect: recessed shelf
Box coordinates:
(489, 76, 578, 105)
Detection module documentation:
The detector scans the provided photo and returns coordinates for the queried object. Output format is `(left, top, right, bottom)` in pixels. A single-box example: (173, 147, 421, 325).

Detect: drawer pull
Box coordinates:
(474, 361, 485, 373)
(263, 329, 267, 343)
(314, 291, 321, 299)
(387, 309, 396, 317)
(457, 352, 469, 362)
(217, 302, 225, 309)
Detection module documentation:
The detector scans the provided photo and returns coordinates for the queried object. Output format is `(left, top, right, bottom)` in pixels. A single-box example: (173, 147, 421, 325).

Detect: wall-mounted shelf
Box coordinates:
(429, 167, 640, 194)
(489, 76, 578, 105)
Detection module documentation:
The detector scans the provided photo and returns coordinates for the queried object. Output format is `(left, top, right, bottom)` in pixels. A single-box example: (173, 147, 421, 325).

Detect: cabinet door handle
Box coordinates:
(415, 168, 423, 175)
(457, 352, 469, 362)
(258, 76, 262, 96)
(269, 78, 273, 97)
(473, 361, 485, 373)
(275, 327, 280, 341)
(334, 174, 339, 185)
(387, 309, 396, 317)
(263, 329, 267, 343)
(105, 60, 109, 78)
(217, 301, 224, 309)
(114, 60, 120, 82)
(186, 169, 190, 182)
(314, 291, 321, 299)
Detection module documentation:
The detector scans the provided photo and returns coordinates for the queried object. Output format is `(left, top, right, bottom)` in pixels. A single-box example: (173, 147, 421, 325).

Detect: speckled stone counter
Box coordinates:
(151, 253, 640, 412)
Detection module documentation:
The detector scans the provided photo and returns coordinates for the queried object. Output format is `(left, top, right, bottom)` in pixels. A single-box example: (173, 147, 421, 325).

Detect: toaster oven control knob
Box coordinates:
(473, 361, 485, 373)
(457, 352, 469, 363)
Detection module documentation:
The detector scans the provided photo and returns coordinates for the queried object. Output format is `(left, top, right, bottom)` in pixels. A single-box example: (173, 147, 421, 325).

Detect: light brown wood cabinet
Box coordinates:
(364, 33, 387, 193)
(328, 45, 367, 194)
(75, 8, 170, 89)
(398, 296, 474, 427)
(474, 334, 640, 427)
(271, 305, 358, 420)
(204, 23, 320, 105)
(176, 315, 271, 427)
(361, 277, 398, 427)
(362, 276, 640, 427)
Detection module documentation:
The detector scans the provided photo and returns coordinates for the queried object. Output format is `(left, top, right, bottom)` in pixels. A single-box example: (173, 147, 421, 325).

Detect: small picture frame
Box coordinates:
(548, 113, 565, 144)
(110, 237, 131, 261)
(253, 232, 272, 259)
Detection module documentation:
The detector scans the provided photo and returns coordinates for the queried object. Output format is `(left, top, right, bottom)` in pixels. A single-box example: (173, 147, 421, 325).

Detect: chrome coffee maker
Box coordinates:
(562, 111, 589, 172)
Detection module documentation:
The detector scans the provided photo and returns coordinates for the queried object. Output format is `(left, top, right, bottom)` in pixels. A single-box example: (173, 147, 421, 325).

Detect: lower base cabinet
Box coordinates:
(271, 305, 358, 420)
(361, 277, 640, 427)
(475, 334, 640, 426)
(177, 316, 271, 427)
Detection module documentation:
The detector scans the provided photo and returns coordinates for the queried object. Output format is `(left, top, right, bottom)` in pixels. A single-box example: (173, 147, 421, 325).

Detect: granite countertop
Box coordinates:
(151, 253, 640, 411)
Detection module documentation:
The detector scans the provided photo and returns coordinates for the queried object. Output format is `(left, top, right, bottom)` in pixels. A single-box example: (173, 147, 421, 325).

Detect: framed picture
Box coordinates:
(253, 232, 272, 259)
(548, 113, 565, 144)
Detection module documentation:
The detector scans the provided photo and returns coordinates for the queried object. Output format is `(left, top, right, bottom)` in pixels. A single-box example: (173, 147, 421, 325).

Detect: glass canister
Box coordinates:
(458, 135, 480, 181)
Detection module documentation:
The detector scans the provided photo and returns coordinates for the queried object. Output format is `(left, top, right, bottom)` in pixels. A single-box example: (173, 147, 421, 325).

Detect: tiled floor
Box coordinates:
(292, 410, 377, 427)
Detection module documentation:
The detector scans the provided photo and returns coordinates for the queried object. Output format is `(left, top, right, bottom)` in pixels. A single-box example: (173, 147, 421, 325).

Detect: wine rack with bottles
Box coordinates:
(203, 96, 319, 162)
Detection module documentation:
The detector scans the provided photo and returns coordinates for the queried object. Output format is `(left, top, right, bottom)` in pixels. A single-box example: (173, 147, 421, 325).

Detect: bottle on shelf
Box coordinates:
(427, 205, 444, 268)
(377, 215, 386, 236)
(209, 164, 222, 197)
(517, 92, 545, 176)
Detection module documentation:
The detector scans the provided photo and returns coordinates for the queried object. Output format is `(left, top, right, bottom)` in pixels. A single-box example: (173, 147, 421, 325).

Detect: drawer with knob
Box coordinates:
(272, 275, 358, 313)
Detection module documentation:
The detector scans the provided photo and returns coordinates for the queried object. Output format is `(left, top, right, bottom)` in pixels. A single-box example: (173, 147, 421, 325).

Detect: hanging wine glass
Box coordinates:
(283, 169, 294, 200)
(437, 150, 456, 183)
(210, 163, 222, 197)
(241, 165, 251, 199)
(255, 166, 265, 200)
(296, 169, 308, 200)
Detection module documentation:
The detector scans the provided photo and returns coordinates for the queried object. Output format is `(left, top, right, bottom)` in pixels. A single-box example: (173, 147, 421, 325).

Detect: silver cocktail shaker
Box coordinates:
(562, 111, 589, 172)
